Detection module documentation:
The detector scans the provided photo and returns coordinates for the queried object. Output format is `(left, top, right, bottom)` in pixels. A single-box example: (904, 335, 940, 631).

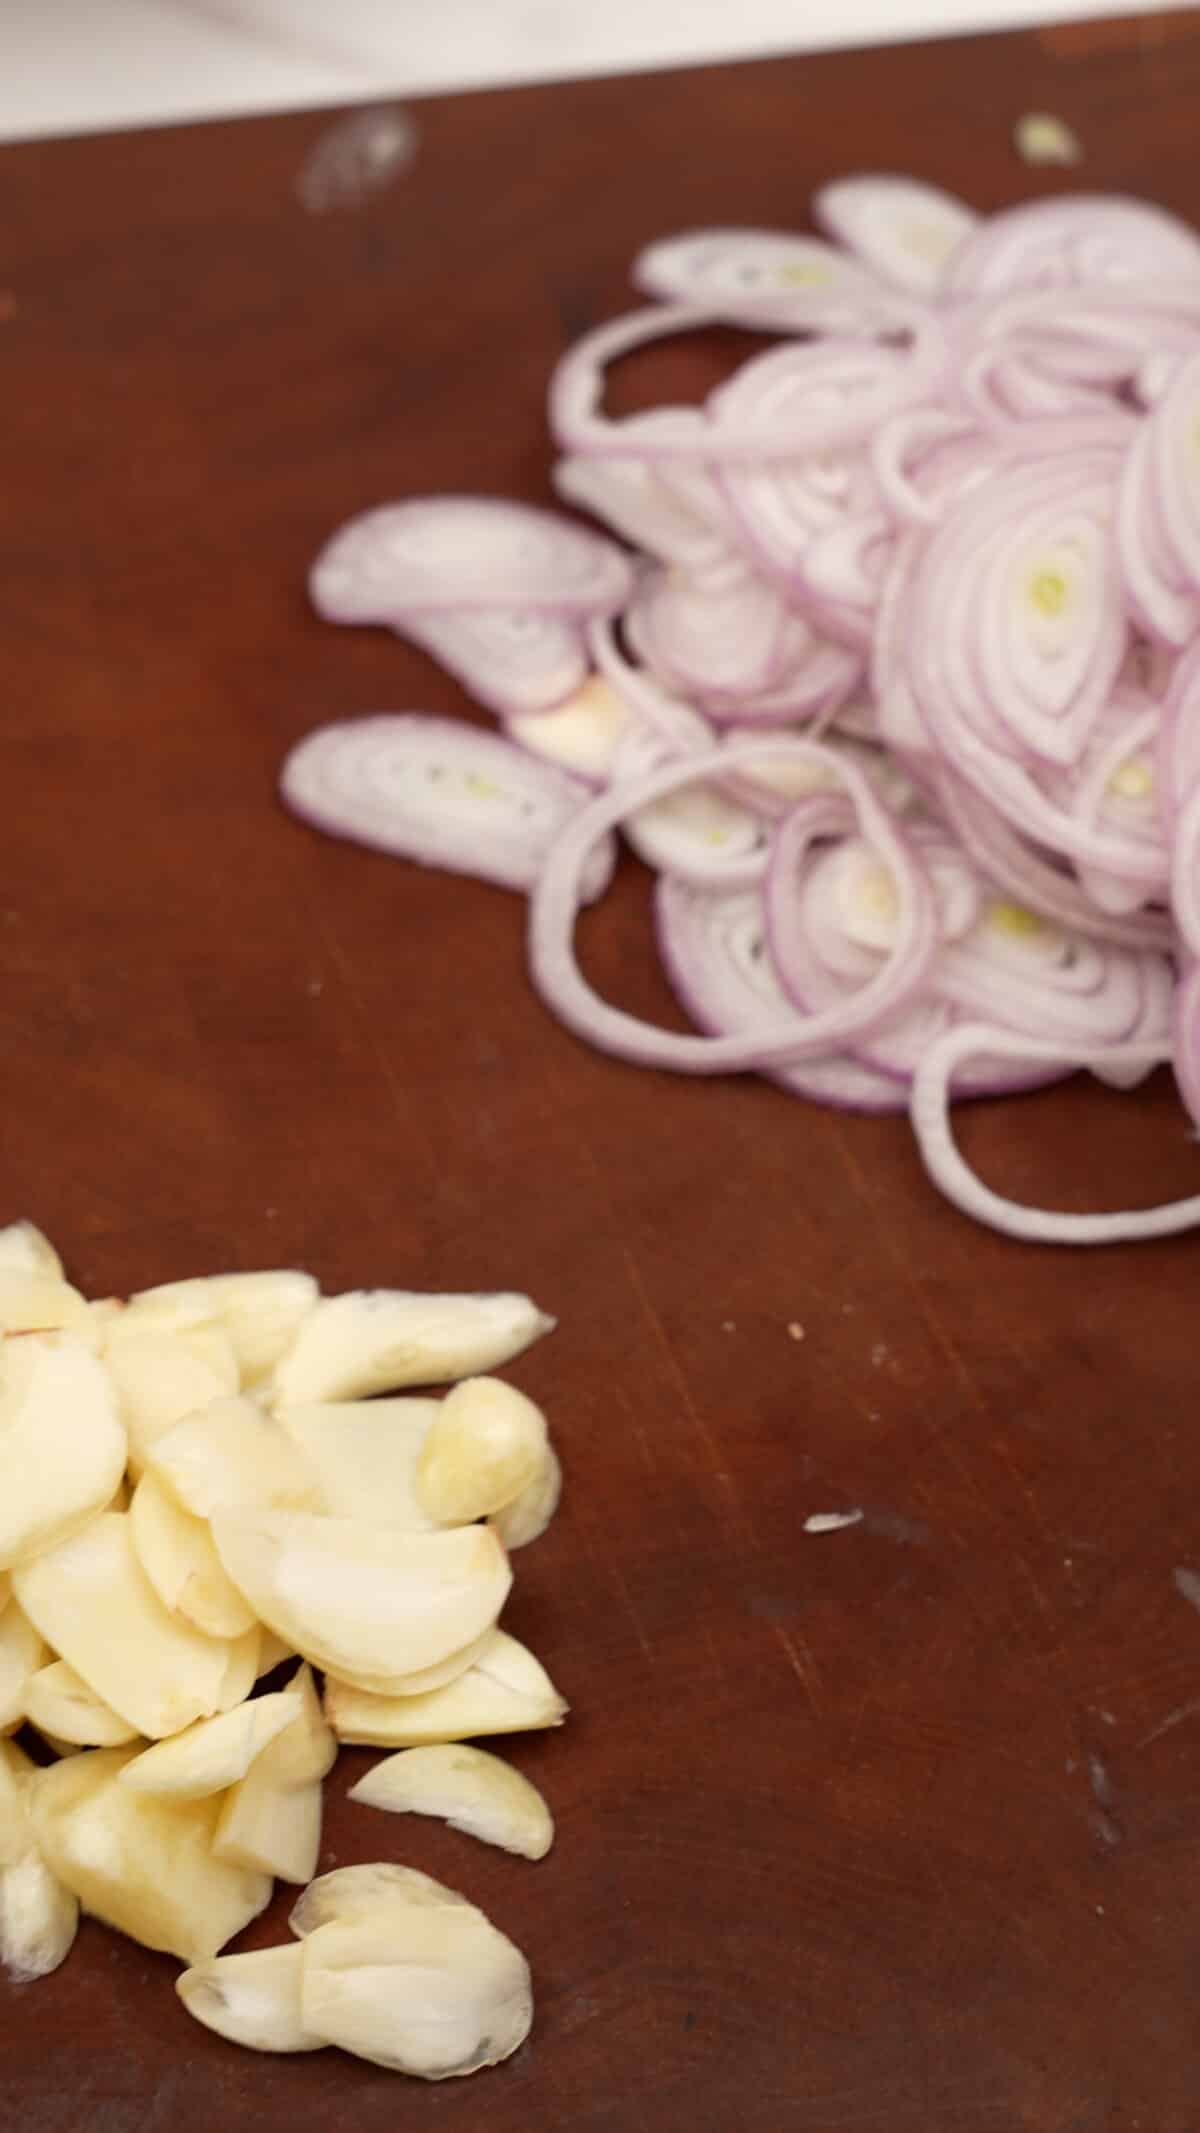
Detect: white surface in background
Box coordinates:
(0, 0, 1188, 145)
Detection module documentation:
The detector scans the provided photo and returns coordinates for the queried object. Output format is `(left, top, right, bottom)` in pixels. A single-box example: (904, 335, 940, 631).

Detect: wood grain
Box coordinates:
(4, 13, 1200, 2130)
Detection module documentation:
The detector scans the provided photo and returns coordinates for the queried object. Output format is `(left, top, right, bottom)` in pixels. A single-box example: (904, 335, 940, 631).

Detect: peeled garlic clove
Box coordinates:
(216, 1625, 262, 1712)
(0, 1572, 8, 1618)
(148, 1396, 324, 1518)
(14, 1514, 233, 1740)
(415, 1376, 548, 1524)
(130, 1471, 258, 1639)
(119, 1690, 303, 1799)
(270, 1289, 555, 1405)
(489, 1445, 562, 1551)
(127, 1271, 319, 1387)
(0, 1602, 44, 1731)
(0, 1849, 79, 1981)
(212, 1666, 334, 1883)
(0, 1332, 127, 1570)
(31, 1746, 271, 1963)
(255, 1628, 294, 1678)
(211, 1510, 510, 1683)
(289, 1862, 473, 1937)
(103, 1325, 238, 1465)
(275, 1397, 439, 1528)
(0, 1220, 63, 1282)
(324, 1629, 567, 1747)
(350, 1744, 553, 1860)
(299, 1894, 533, 2078)
(0, 1272, 99, 1347)
(178, 1942, 325, 2054)
(215, 1769, 323, 1885)
(0, 1736, 33, 1864)
(24, 1661, 140, 1748)
(324, 1624, 500, 1702)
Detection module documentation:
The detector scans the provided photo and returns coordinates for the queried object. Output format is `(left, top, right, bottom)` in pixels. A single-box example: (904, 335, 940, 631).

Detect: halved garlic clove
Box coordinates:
(13, 1514, 234, 1740)
(288, 1862, 473, 1937)
(127, 1271, 319, 1387)
(129, 1471, 258, 1639)
(0, 1332, 127, 1570)
(177, 1942, 325, 2053)
(24, 1661, 140, 1748)
(349, 1744, 553, 1860)
(30, 1746, 272, 1963)
(488, 1445, 563, 1552)
(118, 1689, 303, 1799)
(270, 1289, 555, 1405)
(274, 1396, 439, 1529)
(0, 1602, 44, 1731)
(102, 1324, 239, 1466)
(211, 1510, 511, 1684)
(147, 1396, 324, 1518)
(414, 1376, 548, 1524)
(0, 1219, 63, 1282)
(0, 1849, 79, 1981)
(324, 1629, 567, 1747)
(298, 1886, 533, 2077)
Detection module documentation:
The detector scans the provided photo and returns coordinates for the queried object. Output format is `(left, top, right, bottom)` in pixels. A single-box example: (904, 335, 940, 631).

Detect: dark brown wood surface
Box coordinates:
(5, 13, 1200, 2129)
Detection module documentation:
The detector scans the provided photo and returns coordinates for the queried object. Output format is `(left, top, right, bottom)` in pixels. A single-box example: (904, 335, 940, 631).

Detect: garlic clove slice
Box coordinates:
(325, 1629, 567, 1747)
(274, 1396, 439, 1528)
(349, 1744, 553, 1860)
(129, 1471, 258, 1638)
(24, 1661, 140, 1748)
(0, 1332, 127, 1570)
(0, 1602, 45, 1731)
(298, 1893, 532, 2078)
(269, 1289, 555, 1405)
(177, 1942, 326, 2053)
(118, 1689, 303, 1799)
(147, 1396, 323, 1518)
(414, 1376, 548, 1525)
(211, 1511, 510, 1683)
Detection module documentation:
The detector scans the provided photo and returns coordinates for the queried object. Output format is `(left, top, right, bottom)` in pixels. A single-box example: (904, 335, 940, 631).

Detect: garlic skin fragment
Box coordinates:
(350, 1744, 553, 1860)
(118, 1689, 303, 1799)
(270, 1288, 555, 1405)
(274, 1396, 440, 1529)
(126, 1271, 319, 1385)
(30, 1747, 272, 1964)
(13, 1514, 234, 1740)
(129, 1471, 258, 1638)
(488, 1444, 562, 1551)
(24, 1661, 140, 1748)
(211, 1510, 511, 1685)
(0, 1332, 127, 1570)
(147, 1396, 324, 1518)
(414, 1376, 549, 1525)
(178, 1942, 325, 2054)
(325, 1629, 567, 1748)
(298, 1892, 533, 2078)
(0, 1220, 63, 1282)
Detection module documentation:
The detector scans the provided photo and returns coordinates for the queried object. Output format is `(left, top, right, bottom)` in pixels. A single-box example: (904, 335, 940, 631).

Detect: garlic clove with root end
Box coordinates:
(488, 1444, 563, 1551)
(349, 1743, 553, 1860)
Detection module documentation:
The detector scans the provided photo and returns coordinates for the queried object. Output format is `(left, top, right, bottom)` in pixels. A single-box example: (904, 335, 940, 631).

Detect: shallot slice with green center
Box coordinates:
(280, 715, 617, 901)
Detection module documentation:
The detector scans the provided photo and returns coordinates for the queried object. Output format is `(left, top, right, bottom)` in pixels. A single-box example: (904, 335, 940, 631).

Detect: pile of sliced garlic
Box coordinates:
(0, 1219, 567, 2081)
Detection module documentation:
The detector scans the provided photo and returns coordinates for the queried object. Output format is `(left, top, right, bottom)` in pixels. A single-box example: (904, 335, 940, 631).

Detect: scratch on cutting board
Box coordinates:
(1137, 1695, 1200, 1748)
(607, 1558, 655, 1665)
(619, 1243, 756, 1547)
(771, 1623, 826, 1714)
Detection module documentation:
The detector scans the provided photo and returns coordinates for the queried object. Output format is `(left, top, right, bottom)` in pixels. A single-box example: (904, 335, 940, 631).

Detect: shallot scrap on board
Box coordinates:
(284, 176, 1200, 1245)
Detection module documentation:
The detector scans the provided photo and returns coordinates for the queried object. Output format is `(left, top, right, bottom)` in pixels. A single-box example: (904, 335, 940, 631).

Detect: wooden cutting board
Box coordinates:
(4, 13, 1200, 2129)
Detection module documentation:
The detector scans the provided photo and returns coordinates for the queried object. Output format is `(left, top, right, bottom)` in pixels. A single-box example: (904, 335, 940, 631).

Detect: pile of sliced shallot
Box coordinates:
(0, 1218, 567, 2080)
(283, 175, 1200, 1245)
